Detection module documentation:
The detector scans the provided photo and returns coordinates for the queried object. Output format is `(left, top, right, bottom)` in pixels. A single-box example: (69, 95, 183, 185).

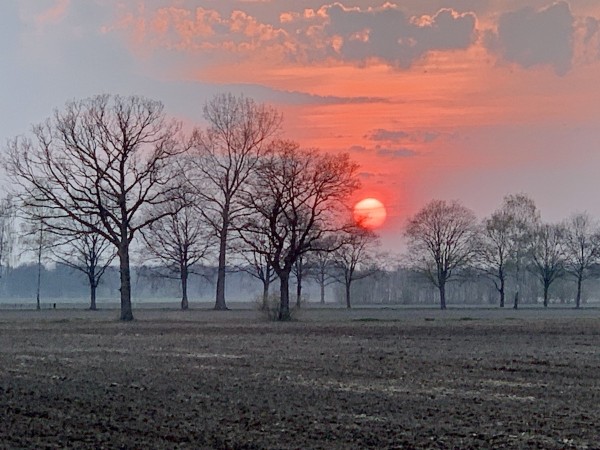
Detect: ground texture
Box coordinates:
(0, 307, 599, 449)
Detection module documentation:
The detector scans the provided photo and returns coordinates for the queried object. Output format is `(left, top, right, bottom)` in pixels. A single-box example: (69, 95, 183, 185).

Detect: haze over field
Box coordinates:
(2, 1, 600, 250)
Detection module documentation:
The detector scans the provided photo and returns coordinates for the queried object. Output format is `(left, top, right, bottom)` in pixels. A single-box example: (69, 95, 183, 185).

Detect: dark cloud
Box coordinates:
(484, 2, 574, 75)
(376, 147, 417, 158)
(365, 128, 443, 144)
(321, 4, 477, 68)
(366, 128, 409, 142)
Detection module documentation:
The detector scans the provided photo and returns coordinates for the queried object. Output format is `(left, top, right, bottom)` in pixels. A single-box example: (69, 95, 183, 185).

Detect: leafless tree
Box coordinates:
(236, 140, 360, 320)
(331, 226, 380, 308)
(19, 209, 55, 310)
(189, 93, 282, 311)
(477, 210, 513, 307)
(528, 223, 565, 307)
(405, 199, 479, 310)
(307, 250, 337, 304)
(562, 213, 600, 308)
(235, 245, 277, 310)
(140, 191, 213, 310)
(4, 94, 187, 320)
(0, 195, 16, 279)
(500, 193, 540, 309)
(52, 220, 116, 311)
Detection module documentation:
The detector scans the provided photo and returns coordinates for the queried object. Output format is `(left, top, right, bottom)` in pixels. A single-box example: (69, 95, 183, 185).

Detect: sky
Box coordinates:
(1, 0, 600, 249)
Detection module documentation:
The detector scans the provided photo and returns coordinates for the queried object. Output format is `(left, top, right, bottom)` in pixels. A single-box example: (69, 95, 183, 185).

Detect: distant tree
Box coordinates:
(307, 250, 337, 304)
(0, 195, 16, 279)
(237, 140, 360, 320)
(140, 192, 213, 310)
(4, 94, 187, 320)
(477, 210, 513, 307)
(562, 212, 600, 308)
(189, 93, 282, 311)
(500, 194, 540, 309)
(405, 199, 479, 310)
(20, 209, 55, 310)
(235, 245, 277, 310)
(331, 226, 380, 308)
(528, 223, 565, 307)
(52, 220, 116, 311)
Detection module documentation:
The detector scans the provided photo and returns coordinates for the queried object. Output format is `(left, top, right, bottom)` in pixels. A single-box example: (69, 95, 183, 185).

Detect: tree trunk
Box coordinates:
(499, 276, 505, 308)
(215, 223, 228, 311)
(296, 275, 302, 308)
(89, 282, 97, 311)
(575, 274, 582, 309)
(36, 235, 42, 311)
(345, 281, 352, 309)
(439, 281, 447, 310)
(118, 241, 134, 321)
(320, 280, 325, 304)
(262, 279, 270, 311)
(278, 272, 291, 321)
(543, 282, 549, 308)
(181, 267, 189, 311)
(513, 263, 520, 309)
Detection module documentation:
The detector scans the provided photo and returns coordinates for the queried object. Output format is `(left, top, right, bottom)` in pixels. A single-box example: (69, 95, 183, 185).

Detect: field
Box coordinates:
(0, 306, 599, 449)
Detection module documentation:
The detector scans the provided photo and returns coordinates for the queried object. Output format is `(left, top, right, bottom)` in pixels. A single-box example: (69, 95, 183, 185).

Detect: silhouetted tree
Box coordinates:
(237, 140, 360, 320)
(528, 223, 565, 307)
(500, 194, 540, 309)
(4, 94, 187, 320)
(562, 212, 600, 308)
(189, 93, 281, 311)
(307, 250, 337, 304)
(52, 220, 116, 310)
(332, 226, 380, 308)
(405, 199, 479, 310)
(0, 195, 16, 279)
(477, 210, 513, 307)
(140, 191, 213, 310)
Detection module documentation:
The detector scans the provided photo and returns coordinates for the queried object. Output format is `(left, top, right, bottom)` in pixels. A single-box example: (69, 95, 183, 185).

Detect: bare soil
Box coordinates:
(0, 307, 599, 449)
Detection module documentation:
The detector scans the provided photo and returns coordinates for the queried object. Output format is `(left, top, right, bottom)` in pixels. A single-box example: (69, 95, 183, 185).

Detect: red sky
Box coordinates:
(2, 1, 600, 249)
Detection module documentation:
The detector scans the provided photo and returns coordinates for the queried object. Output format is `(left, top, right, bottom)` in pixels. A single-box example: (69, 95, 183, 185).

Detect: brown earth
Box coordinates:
(0, 307, 599, 449)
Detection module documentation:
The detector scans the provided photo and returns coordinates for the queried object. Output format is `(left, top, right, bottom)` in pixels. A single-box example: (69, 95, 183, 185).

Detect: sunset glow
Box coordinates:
(2, 1, 600, 250)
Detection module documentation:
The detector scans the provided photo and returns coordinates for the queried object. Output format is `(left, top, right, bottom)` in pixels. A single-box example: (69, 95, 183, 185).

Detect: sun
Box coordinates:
(353, 198, 387, 229)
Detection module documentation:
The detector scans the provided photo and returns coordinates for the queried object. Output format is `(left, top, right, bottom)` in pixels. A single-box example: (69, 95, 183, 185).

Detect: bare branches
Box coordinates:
(3, 94, 187, 321)
(405, 199, 479, 309)
(236, 140, 360, 320)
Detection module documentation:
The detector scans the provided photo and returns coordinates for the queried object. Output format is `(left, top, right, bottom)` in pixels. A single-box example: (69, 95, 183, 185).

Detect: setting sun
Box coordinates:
(353, 198, 387, 229)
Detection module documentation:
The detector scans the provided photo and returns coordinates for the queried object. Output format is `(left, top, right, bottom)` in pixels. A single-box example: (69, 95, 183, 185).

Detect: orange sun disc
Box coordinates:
(353, 198, 387, 229)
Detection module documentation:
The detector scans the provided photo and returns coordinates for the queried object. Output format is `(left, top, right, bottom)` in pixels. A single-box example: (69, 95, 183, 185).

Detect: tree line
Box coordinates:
(405, 194, 600, 309)
(1, 93, 378, 321)
(2, 93, 597, 319)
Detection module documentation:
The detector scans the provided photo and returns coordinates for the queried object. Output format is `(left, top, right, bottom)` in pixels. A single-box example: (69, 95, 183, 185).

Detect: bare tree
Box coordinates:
(52, 220, 116, 310)
(140, 192, 213, 310)
(0, 195, 16, 280)
(20, 210, 55, 310)
(405, 199, 479, 310)
(237, 140, 360, 320)
(235, 245, 277, 310)
(307, 250, 337, 304)
(189, 93, 282, 311)
(477, 210, 513, 307)
(500, 194, 540, 309)
(4, 94, 186, 320)
(331, 226, 380, 309)
(528, 223, 565, 307)
(562, 212, 600, 308)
